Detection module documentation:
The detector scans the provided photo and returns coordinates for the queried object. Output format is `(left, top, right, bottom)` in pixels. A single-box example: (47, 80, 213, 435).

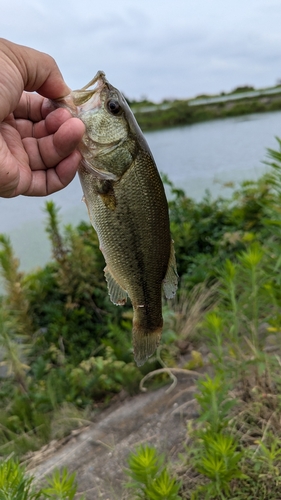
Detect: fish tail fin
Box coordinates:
(132, 323, 162, 367)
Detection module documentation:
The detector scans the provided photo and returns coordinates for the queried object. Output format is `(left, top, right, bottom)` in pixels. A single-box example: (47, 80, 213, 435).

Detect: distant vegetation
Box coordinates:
(230, 85, 255, 93)
(128, 85, 281, 131)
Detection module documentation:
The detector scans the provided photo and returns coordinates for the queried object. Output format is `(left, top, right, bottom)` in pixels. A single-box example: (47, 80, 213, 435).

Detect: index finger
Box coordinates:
(13, 92, 51, 122)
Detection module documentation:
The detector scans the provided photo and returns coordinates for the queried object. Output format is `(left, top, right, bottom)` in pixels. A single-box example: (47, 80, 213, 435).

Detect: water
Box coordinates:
(1, 110, 281, 271)
(148, 112, 279, 200)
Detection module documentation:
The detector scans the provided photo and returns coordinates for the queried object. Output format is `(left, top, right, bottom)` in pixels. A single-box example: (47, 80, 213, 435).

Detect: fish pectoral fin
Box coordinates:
(104, 266, 127, 305)
(96, 180, 117, 210)
(163, 240, 178, 299)
(99, 193, 117, 210)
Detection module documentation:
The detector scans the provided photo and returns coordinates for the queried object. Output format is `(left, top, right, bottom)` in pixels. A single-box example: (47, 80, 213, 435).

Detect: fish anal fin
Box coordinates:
(163, 240, 178, 299)
(104, 266, 127, 306)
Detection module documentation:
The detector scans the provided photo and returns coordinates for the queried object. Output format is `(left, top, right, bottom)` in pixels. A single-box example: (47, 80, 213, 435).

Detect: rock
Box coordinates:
(29, 376, 198, 498)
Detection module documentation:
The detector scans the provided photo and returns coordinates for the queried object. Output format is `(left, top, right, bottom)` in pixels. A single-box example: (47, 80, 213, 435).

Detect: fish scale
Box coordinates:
(54, 71, 178, 366)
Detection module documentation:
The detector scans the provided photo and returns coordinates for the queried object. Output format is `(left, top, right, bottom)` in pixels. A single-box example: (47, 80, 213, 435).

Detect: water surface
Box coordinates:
(0, 111, 280, 271)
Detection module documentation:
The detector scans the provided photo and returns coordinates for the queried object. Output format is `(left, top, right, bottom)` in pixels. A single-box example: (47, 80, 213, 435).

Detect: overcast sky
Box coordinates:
(2, 0, 281, 101)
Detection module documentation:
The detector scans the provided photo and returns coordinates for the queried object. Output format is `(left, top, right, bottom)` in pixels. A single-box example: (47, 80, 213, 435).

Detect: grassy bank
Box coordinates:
(130, 85, 281, 131)
(2, 140, 281, 497)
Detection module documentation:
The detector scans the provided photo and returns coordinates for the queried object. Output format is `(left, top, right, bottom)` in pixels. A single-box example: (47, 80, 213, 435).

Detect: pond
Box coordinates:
(0, 110, 280, 271)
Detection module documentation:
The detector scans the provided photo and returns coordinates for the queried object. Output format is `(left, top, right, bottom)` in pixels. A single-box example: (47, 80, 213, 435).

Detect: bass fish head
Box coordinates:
(69, 71, 150, 180)
(74, 71, 128, 145)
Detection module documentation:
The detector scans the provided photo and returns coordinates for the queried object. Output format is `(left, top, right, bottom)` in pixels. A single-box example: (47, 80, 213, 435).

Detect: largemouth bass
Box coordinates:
(55, 72, 178, 366)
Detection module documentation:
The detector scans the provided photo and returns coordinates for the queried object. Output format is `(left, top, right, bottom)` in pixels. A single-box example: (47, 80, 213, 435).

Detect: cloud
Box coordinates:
(1, 0, 281, 100)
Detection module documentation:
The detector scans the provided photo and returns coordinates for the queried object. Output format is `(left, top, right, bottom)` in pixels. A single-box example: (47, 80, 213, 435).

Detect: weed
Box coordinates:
(42, 467, 85, 499)
(193, 432, 247, 499)
(195, 375, 236, 433)
(0, 458, 41, 500)
(125, 444, 182, 499)
(0, 458, 85, 500)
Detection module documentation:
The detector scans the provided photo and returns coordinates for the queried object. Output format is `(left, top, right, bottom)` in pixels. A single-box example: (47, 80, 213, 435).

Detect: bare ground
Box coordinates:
(28, 372, 200, 499)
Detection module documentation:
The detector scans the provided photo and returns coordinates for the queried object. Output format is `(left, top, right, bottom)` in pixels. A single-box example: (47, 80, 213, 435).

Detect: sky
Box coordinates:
(2, 0, 281, 102)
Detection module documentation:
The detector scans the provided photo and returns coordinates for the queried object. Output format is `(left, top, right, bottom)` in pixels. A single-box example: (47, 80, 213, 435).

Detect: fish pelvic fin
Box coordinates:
(163, 240, 178, 300)
(104, 266, 127, 305)
(132, 322, 162, 367)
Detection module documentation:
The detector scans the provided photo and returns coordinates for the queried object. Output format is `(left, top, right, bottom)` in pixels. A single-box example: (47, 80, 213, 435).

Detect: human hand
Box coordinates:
(0, 38, 85, 198)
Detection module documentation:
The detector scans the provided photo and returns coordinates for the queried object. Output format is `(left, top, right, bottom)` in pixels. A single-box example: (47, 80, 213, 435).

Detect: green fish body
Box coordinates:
(55, 72, 178, 366)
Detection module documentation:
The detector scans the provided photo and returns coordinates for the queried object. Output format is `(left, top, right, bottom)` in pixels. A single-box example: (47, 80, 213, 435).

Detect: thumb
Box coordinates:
(0, 38, 70, 121)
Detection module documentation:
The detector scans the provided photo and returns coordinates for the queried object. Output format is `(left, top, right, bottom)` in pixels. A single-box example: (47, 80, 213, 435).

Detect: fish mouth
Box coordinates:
(72, 71, 109, 113)
(80, 71, 108, 91)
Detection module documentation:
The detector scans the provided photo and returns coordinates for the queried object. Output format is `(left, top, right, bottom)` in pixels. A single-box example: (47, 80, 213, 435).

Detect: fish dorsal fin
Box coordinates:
(104, 266, 127, 305)
(163, 241, 178, 299)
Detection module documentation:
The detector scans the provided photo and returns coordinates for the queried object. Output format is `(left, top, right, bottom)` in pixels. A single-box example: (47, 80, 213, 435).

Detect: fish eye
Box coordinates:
(107, 99, 122, 115)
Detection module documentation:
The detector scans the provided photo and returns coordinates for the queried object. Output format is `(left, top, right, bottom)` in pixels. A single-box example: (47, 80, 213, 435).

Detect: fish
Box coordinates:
(54, 71, 178, 366)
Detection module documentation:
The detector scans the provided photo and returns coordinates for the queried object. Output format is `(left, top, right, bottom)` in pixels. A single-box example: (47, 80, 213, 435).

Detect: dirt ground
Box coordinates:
(28, 372, 200, 499)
